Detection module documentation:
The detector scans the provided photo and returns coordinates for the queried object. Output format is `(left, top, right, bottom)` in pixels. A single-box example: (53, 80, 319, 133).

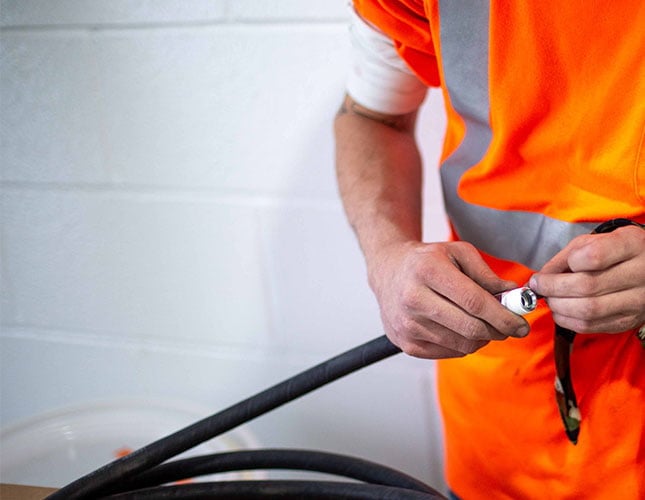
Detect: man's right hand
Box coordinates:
(368, 240, 531, 359)
(334, 94, 529, 359)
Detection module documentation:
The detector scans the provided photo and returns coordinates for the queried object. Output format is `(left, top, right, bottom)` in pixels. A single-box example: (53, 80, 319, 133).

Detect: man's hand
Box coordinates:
(334, 94, 530, 359)
(369, 240, 531, 359)
(530, 225, 645, 333)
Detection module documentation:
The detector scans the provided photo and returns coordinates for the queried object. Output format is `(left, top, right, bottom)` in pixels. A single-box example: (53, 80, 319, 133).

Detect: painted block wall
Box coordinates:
(0, 0, 449, 491)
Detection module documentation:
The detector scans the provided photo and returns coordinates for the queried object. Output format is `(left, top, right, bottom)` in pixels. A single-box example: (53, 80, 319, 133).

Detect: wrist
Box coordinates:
(365, 239, 423, 295)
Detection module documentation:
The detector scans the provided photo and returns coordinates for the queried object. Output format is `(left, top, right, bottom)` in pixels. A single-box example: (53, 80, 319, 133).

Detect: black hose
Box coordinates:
(105, 480, 442, 499)
(110, 449, 440, 495)
(47, 335, 402, 499)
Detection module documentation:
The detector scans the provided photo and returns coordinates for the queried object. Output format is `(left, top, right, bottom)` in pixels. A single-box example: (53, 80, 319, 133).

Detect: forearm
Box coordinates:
(333, 95, 527, 358)
(333, 95, 423, 271)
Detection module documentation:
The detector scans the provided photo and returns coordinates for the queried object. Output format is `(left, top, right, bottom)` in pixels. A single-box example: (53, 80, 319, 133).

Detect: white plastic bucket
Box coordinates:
(0, 399, 263, 488)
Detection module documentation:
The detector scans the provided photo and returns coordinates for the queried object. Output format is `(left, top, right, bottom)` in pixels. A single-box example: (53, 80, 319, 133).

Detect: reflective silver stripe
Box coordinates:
(437, 0, 598, 270)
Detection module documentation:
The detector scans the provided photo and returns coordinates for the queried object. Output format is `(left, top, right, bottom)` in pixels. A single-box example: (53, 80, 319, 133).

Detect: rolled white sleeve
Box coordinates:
(346, 9, 428, 115)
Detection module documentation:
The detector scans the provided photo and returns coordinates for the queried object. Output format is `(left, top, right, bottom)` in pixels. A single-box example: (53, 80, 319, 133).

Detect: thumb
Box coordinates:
(539, 234, 596, 274)
(452, 244, 518, 293)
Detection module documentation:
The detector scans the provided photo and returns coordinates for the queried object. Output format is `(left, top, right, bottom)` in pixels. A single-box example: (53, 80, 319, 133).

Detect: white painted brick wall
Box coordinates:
(0, 0, 448, 492)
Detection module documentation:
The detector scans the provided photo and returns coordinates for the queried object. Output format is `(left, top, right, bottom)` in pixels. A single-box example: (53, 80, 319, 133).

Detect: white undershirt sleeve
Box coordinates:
(346, 9, 428, 115)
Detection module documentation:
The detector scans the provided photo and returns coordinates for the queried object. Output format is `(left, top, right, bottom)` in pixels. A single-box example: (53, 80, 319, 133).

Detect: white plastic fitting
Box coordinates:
(495, 287, 538, 315)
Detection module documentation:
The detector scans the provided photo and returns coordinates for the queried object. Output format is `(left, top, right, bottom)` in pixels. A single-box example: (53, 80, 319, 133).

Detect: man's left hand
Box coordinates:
(530, 225, 645, 333)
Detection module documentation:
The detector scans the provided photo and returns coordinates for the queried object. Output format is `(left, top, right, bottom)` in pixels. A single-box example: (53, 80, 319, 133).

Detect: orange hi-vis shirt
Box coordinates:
(353, 1, 644, 498)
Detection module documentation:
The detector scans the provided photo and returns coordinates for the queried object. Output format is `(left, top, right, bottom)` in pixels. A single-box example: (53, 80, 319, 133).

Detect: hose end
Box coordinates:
(496, 287, 538, 315)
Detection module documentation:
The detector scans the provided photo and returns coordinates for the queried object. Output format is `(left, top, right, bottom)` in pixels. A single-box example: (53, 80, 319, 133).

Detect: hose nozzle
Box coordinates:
(495, 287, 538, 315)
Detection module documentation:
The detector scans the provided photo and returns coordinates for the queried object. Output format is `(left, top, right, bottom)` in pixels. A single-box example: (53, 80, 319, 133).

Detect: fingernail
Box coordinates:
(529, 275, 538, 290)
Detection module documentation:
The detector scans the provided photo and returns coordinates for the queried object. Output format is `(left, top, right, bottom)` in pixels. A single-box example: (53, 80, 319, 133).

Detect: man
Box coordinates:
(334, 1, 644, 498)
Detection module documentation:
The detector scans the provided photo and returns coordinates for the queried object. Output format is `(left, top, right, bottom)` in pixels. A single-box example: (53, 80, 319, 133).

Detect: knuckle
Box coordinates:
(389, 314, 419, 341)
(621, 225, 645, 243)
(385, 325, 413, 351)
(570, 317, 594, 333)
(616, 316, 639, 332)
(452, 240, 476, 253)
(578, 298, 601, 319)
(460, 319, 487, 340)
(447, 241, 479, 263)
(552, 315, 570, 330)
(403, 343, 426, 358)
(471, 339, 489, 353)
(400, 287, 423, 311)
(453, 337, 485, 355)
(578, 319, 595, 333)
(553, 314, 581, 332)
(460, 291, 486, 316)
(576, 274, 600, 296)
(581, 246, 604, 269)
(446, 337, 467, 354)
(397, 315, 418, 335)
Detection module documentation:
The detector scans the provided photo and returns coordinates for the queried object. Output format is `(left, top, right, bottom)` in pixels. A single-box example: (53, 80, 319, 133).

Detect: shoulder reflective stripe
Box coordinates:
(437, 0, 599, 270)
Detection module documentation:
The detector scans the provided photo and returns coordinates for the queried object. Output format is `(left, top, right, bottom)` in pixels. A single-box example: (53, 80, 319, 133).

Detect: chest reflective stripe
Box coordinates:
(437, 0, 598, 271)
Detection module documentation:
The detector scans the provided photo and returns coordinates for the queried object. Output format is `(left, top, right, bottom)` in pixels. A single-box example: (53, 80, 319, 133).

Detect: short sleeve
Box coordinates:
(353, 0, 440, 87)
(347, 8, 428, 114)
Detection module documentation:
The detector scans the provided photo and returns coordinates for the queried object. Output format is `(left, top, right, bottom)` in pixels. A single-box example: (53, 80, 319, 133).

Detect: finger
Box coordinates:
(551, 310, 642, 334)
(422, 263, 529, 338)
(412, 312, 509, 344)
(531, 259, 644, 298)
(383, 313, 480, 358)
(546, 287, 645, 323)
(539, 234, 596, 274)
(539, 226, 645, 275)
(394, 335, 488, 359)
(416, 292, 519, 342)
(447, 242, 518, 292)
(568, 226, 645, 272)
(386, 293, 506, 352)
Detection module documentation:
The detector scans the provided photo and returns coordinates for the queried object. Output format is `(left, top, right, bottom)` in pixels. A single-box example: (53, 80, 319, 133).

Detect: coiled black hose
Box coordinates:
(47, 335, 447, 499)
(110, 449, 438, 495)
(107, 481, 440, 499)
